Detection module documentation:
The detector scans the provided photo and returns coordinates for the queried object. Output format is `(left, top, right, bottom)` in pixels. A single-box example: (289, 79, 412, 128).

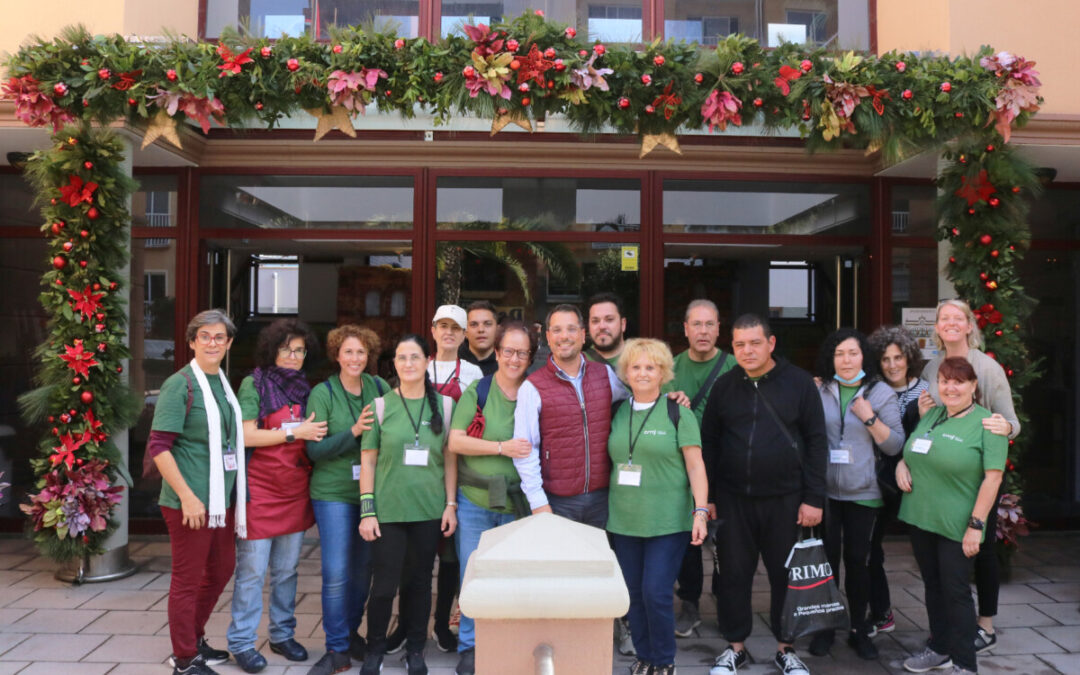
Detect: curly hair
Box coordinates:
(814, 328, 879, 383)
(326, 324, 381, 370)
(252, 318, 317, 369)
(617, 338, 675, 386)
(867, 325, 925, 381)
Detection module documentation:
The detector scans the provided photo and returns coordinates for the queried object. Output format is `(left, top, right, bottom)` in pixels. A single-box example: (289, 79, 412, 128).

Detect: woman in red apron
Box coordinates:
(226, 319, 327, 673)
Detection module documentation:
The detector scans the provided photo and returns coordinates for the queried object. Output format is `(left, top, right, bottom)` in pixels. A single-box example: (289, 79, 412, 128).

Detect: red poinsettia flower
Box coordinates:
(59, 340, 99, 378)
(50, 432, 88, 470)
(955, 169, 996, 206)
(68, 285, 105, 319)
(217, 44, 255, 77)
(974, 303, 1004, 329)
(83, 408, 104, 436)
(774, 65, 802, 96)
(111, 69, 143, 91)
(517, 43, 554, 86)
(651, 81, 683, 121)
(59, 175, 99, 207)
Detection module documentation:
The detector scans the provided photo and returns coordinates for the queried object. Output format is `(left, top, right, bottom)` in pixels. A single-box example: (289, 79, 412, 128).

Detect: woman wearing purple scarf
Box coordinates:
(227, 319, 327, 673)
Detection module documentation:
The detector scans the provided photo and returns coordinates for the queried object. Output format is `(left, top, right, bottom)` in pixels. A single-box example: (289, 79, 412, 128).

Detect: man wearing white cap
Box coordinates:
(428, 304, 484, 403)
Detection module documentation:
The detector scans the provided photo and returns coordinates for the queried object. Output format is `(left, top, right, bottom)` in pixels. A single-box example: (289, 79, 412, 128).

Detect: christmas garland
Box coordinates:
(2, 12, 1043, 560)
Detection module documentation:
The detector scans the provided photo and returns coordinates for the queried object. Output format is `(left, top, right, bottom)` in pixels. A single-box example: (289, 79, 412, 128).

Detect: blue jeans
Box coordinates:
(226, 531, 305, 653)
(613, 531, 690, 666)
(454, 489, 517, 652)
(548, 489, 608, 529)
(312, 499, 372, 653)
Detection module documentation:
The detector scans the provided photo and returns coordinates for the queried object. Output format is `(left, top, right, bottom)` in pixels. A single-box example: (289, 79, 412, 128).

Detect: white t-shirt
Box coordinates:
(427, 359, 484, 391)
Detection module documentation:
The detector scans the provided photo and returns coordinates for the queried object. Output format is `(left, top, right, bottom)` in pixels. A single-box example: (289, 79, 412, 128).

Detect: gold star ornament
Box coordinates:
(141, 110, 183, 150)
(308, 106, 357, 141)
(638, 132, 682, 158)
(490, 112, 532, 135)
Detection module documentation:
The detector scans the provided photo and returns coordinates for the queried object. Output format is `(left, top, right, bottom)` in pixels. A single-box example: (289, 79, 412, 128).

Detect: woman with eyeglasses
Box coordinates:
(225, 319, 327, 673)
(149, 309, 244, 675)
(304, 325, 389, 675)
(359, 334, 457, 675)
(920, 299, 1018, 655)
(446, 321, 536, 675)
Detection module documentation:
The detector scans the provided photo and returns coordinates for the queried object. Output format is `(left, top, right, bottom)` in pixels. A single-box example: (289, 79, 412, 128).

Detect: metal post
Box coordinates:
(533, 644, 554, 675)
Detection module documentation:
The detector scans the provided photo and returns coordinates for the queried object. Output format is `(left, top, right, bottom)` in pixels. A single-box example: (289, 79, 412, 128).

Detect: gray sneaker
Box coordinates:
(615, 617, 636, 656)
(902, 646, 952, 673)
(674, 601, 701, 637)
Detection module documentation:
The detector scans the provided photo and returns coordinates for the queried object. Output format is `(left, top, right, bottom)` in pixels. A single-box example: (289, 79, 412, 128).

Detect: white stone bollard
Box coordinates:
(459, 512, 630, 674)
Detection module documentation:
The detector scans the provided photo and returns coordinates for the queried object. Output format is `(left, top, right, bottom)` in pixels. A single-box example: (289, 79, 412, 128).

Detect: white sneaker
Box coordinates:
(709, 647, 749, 674)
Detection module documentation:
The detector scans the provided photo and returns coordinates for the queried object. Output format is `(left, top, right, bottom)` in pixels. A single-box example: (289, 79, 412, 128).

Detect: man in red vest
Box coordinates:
(512, 304, 629, 527)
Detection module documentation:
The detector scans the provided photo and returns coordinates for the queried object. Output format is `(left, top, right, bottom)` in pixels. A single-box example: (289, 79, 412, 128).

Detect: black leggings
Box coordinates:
(868, 490, 902, 621)
(974, 494, 1000, 618)
(822, 499, 878, 634)
(366, 520, 442, 654)
(909, 526, 977, 671)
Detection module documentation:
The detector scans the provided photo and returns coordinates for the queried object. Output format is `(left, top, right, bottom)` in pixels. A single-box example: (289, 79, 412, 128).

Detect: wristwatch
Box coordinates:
(863, 414, 878, 427)
(285, 429, 296, 443)
(968, 516, 985, 531)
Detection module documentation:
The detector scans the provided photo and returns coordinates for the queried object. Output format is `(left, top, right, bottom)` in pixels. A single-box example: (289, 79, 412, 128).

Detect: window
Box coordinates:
(785, 10, 828, 45)
(250, 255, 300, 315)
(663, 1, 867, 50)
(769, 260, 816, 320)
(204, 0, 421, 39)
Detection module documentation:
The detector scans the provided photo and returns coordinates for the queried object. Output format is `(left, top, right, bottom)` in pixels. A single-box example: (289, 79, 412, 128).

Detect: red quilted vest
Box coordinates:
(528, 356, 613, 496)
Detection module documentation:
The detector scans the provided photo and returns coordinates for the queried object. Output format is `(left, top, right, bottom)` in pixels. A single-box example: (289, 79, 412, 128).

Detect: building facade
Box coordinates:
(2, 0, 1079, 528)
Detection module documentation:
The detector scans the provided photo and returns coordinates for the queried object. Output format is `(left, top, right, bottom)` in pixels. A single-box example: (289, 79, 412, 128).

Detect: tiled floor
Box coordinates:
(0, 532, 1077, 674)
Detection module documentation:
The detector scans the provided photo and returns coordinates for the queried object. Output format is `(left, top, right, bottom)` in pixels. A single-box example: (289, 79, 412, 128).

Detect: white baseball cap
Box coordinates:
(432, 304, 467, 330)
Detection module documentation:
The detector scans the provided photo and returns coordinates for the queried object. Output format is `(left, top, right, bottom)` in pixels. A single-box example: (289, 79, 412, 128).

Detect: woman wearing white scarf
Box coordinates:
(148, 309, 246, 675)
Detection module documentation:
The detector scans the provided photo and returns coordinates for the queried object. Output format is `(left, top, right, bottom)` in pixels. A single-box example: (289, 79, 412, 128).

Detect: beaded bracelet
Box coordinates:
(692, 507, 710, 518)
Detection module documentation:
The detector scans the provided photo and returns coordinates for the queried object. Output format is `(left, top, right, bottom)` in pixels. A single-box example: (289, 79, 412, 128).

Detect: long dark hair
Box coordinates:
(815, 328, 880, 385)
(395, 333, 443, 435)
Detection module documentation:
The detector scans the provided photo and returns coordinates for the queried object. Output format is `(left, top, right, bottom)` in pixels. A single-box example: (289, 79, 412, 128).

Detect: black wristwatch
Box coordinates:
(285, 429, 296, 443)
(863, 414, 878, 427)
(968, 516, 985, 531)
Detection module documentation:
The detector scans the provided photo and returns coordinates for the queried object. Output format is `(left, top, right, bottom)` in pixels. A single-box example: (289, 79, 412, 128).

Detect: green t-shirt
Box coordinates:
(586, 348, 620, 369)
(667, 350, 737, 426)
(899, 405, 1008, 543)
(361, 391, 453, 523)
(450, 379, 521, 514)
(606, 400, 702, 537)
(306, 374, 389, 504)
(151, 364, 237, 510)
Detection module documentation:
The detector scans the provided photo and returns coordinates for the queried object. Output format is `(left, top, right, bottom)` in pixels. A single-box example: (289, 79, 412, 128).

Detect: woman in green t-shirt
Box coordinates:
(358, 334, 456, 675)
(896, 357, 1007, 675)
(607, 338, 708, 675)
(446, 321, 535, 675)
(305, 325, 387, 674)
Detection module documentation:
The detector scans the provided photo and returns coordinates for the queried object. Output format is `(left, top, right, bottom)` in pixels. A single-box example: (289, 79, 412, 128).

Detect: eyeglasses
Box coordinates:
(196, 332, 229, 346)
(278, 346, 308, 358)
(499, 348, 531, 361)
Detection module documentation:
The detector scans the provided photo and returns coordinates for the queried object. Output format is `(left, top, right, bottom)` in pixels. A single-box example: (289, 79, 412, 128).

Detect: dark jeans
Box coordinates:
(162, 506, 236, 661)
(366, 520, 443, 654)
(613, 531, 690, 666)
(712, 490, 802, 643)
(975, 493, 1000, 618)
(909, 526, 977, 672)
(676, 541, 703, 604)
(822, 499, 879, 634)
(548, 489, 609, 529)
(868, 489, 903, 621)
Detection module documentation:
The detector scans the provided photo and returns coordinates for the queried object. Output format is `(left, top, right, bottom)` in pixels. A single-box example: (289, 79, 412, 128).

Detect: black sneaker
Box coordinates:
(232, 649, 267, 673)
(406, 649, 428, 675)
(360, 650, 384, 675)
(974, 627, 997, 654)
(269, 638, 308, 661)
(773, 648, 810, 675)
(629, 659, 652, 675)
(709, 647, 749, 674)
(385, 626, 407, 654)
(350, 633, 367, 662)
(197, 637, 230, 666)
(456, 647, 475, 675)
(808, 630, 834, 657)
(847, 630, 879, 660)
(434, 625, 458, 652)
(306, 650, 351, 675)
(173, 654, 220, 675)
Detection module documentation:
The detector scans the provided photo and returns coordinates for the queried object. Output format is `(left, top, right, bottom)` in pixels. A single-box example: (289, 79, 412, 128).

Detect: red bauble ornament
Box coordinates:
(988, 197, 1000, 208)
(97, 342, 106, 352)
(520, 97, 530, 105)
(98, 68, 110, 80)
(507, 39, 519, 52)
(901, 89, 913, 100)
(986, 351, 996, 360)
(641, 74, 652, 85)
(72, 377, 81, 385)
(255, 102, 264, 110)
(509, 59, 521, 71)
(52, 427, 59, 436)
(986, 280, 998, 290)
(979, 272, 989, 280)
(554, 60, 565, 72)
(986, 144, 995, 152)
(958, 154, 967, 164)
(949, 256, 956, 263)
(565, 27, 576, 38)
(128, 97, 137, 106)
(731, 61, 744, 74)
(618, 97, 630, 109)
(287, 58, 300, 71)
(51, 222, 63, 235)
(116, 365, 123, 373)
(294, 85, 302, 93)
(109, 282, 118, 290)
(968, 208, 976, 215)
(48, 416, 55, 423)
(654, 55, 666, 67)
(80, 230, 89, 238)
(940, 82, 952, 92)
(79, 260, 88, 268)
(260, 46, 272, 57)
(394, 39, 405, 50)
(81, 391, 94, 404)
(53, 255, 67, 269)
(87, 207, 99, 220)
(991, 249, 1000, 258)
(645, 105, 655, 114)
(434, 71, 444, 82)
(60, 414, 70, 423)
(83, 161, 93, 170)
(694, 73, 704, 84)
(896, 61, 906, 72)
(753, 97, 763, 107)
(95, 312, 105, 321)
(593, 44, 606, 56)
(1012, 186, 1021, 193)
(800, 59, 813, 72)
(544, 47, 556, 59)
(951, 227, 960, 237)
(94, 323, 105, 333)
(53, 82, 68, 95)
(980, 234, 992, 245)
(995, 330, 1003, 336)
(1006, 368, 1014, 376)
(954, 112, 964, 118)
(518, 83, 530, 93)
(463, 65, 476, 78)
(92, 283, 101, 291)
(69, 408, 77, 416)
(166, 69, 178, 81)
(62, 241, 73, 252)
(332, 44, 342, 54)
(55, 279, 64, 285)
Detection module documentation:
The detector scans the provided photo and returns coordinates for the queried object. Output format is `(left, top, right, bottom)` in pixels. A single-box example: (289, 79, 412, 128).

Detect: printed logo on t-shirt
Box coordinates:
(641, 429, 667, 436)
(942, 433, 964, 442)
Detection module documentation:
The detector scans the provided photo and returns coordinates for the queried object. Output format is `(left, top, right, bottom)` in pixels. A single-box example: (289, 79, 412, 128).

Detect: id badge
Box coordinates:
(404, 442, 430, 467)
(281, 421, 301, 432)
(223, 445, 238, 472)
(911, 437, 932, 454)
(352, 464, 362, 480)
(617, 463, 643, 487)
(830, 441, 853, 464)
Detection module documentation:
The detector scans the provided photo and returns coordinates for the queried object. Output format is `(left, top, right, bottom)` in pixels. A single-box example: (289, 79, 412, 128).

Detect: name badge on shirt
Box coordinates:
(352, 464, 362, 480)
(829, 441, 853, 465)
(911, 438, 932, 454)
(404, 442, 430, 467)
(617, 463, 643, 486)
(223, 445, 238, 472)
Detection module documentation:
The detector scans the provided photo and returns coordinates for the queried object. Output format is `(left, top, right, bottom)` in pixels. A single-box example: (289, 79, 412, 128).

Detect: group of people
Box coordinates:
(149, 293, 1016, 675)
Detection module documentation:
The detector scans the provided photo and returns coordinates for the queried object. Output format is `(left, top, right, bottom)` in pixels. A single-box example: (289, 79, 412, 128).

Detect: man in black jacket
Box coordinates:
(702, 314, 827, 675)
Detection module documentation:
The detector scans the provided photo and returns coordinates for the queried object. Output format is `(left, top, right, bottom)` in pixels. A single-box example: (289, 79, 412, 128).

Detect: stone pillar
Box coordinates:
(459, 512, 629, 675)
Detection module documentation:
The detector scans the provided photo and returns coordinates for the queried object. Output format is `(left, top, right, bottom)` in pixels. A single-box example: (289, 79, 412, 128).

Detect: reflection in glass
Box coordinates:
(200, 175, 413, 230)
(890, 185, 936, 238)
(437, 177, 639, 232)
(204, 0, 420, 39)
(663, 0, 867, 49)
(1028, 187, 1080, 240)
(889, 247, 938, 325)
(663, 180, 869, 236)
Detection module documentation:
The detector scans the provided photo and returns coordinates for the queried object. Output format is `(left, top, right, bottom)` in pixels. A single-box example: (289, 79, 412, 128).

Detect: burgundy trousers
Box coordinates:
(162, 505, 236, 660)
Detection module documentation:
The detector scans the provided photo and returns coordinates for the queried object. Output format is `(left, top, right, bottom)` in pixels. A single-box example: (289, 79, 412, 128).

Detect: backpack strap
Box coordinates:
(181, 370, 193, 419)
(442, 395, 453, 428)
(374, 376, 385, 396)
(476, 374, 494, 410)
(689, 350, 728, 411)
(666, 397, 681, 430)
(610, 398, 626, 420)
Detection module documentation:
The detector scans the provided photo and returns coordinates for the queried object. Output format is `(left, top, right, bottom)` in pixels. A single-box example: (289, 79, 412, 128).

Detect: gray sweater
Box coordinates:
(819, 379, 904, 502)
(923, 348, 1020, 439)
